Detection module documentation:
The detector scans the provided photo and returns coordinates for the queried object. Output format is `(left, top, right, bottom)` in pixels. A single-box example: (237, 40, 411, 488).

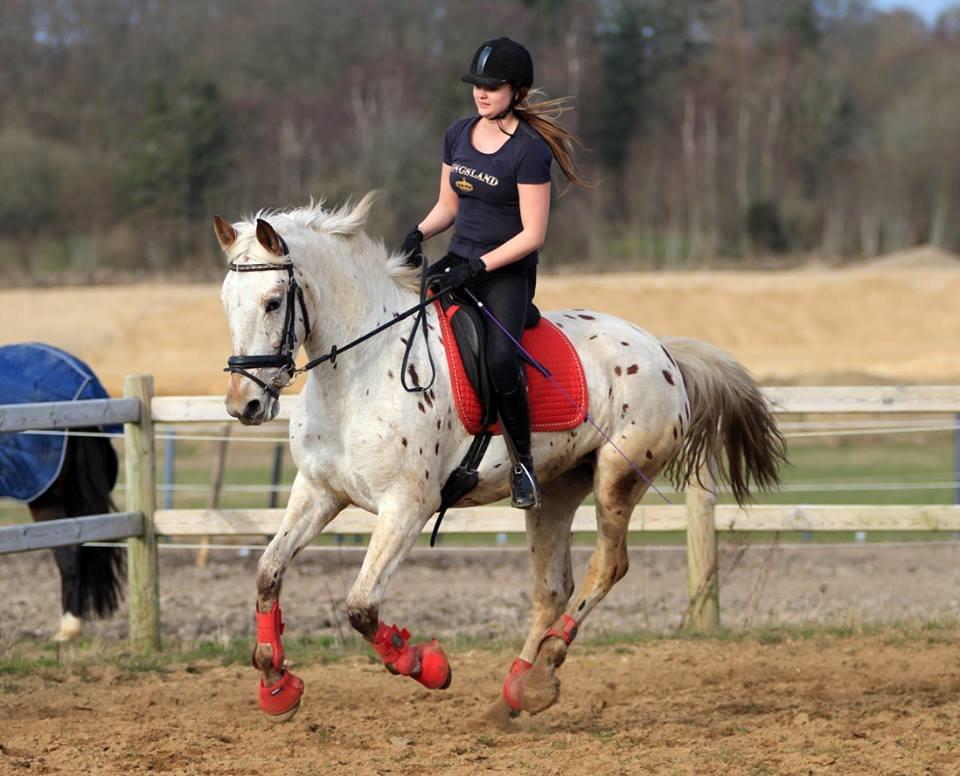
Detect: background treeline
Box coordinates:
(2, 0, 960, 281)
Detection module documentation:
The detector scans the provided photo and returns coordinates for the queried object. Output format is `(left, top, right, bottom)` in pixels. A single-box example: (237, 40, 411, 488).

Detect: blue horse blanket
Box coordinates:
(0, 344, 120, 503)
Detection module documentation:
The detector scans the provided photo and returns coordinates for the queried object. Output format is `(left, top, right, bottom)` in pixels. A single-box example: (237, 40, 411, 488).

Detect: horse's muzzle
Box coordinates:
(226, 376, 277, 425)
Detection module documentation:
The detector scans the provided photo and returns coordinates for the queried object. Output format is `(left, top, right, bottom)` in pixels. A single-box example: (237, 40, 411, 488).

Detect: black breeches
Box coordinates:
(470, 264, 537, 394)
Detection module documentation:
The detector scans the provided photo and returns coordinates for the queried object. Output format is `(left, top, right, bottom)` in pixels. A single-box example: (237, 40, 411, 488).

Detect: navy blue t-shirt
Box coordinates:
(443, 116, 553, 268)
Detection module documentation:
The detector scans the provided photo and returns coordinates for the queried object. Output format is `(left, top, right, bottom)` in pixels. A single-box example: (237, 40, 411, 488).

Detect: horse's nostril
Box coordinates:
(243, 400, 262, 421)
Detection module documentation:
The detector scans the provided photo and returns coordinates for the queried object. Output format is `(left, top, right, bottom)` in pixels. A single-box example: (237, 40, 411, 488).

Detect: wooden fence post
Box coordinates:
(124, 375, 160, 652)
(686, 462, 720, 632)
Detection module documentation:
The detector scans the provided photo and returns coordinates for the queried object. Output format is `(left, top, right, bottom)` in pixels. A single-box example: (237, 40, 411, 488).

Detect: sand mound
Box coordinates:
(3, 265, 960, 393)
(853, 244, 960, 272)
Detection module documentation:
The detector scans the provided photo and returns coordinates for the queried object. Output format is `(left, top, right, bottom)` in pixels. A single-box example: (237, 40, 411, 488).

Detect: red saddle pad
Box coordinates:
(435, 301, 588, 436)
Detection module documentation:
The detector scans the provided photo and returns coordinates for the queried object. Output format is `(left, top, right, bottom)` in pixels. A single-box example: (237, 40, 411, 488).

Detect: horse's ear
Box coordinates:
(256, 219, 288, 257)
(213, 215, 237, 251)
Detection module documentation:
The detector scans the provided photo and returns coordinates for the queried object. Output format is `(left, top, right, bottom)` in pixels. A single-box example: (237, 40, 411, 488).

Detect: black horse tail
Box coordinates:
(62, 434, 126, 618)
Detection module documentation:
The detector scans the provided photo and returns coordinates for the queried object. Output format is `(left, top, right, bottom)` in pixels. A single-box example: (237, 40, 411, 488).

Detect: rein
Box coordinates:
(225, 252, 451, 397)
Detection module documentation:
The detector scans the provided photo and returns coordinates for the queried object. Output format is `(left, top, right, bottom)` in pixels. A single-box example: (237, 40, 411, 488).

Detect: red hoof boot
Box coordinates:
(502, 657, 533, 711)
(413, 639, 452, 690)
(258, 669, 304, 718)
(371, 623, 452, 690)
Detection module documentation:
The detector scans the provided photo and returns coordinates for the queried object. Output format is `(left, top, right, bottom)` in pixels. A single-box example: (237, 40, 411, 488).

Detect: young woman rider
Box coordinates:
(400, 37, 585, 509)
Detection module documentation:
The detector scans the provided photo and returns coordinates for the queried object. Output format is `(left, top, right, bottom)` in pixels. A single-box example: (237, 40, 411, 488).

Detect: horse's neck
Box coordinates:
(299, 242, 419, 390)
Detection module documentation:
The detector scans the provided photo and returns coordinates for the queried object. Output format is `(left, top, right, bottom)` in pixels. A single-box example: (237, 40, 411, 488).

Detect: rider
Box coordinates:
(400, 37, 585, 510)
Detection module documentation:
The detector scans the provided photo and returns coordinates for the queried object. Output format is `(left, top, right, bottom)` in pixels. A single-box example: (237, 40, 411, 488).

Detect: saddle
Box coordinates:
(428, 291, 588, 544)
(433, 293, 588, 435)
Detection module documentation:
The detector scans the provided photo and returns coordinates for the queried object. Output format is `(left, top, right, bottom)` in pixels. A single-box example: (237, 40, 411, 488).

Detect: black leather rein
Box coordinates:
(225, 253, 454, 400)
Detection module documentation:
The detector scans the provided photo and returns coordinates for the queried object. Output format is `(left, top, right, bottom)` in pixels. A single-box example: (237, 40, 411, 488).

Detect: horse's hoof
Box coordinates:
(521, 659, 561, 715)
(52, 612, 83, 642)
(413, 639, 451, 690)
(439, 665, 453, 690)
(266, 699, 301, 724)
(259, 669, 304, 721)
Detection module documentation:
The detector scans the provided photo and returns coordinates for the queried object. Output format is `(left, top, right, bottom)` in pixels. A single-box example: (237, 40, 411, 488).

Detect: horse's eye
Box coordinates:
(265, 298, 282, 313)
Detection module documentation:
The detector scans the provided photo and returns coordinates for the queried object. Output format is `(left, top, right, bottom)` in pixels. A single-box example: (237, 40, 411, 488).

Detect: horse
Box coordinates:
(214, 193, 786, 723)
(0, 344, 126, 642)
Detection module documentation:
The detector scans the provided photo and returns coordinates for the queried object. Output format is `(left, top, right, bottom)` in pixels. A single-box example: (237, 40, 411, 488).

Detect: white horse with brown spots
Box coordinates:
(214, 194, 785, 724)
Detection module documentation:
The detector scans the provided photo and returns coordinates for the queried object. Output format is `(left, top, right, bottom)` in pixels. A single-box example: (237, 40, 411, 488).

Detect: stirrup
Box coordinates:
(510, 461, 541, 510)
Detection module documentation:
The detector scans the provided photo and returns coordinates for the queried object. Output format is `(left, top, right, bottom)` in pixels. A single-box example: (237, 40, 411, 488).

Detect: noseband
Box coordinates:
(225, 258, 312, 400)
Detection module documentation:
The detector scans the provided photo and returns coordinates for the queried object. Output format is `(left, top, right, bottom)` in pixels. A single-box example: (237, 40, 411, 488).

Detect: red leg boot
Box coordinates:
(502, 657, 534, 711)
(371, 622, 452, 690)
(254, 601, 304, 718)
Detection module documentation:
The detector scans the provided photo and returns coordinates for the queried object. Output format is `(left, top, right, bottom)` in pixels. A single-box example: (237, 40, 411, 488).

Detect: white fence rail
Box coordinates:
(3, 382, 960, 646)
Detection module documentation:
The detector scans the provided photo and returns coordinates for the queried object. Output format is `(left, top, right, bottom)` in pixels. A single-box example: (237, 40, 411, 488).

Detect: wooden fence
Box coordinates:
(3, 380, 960, 650)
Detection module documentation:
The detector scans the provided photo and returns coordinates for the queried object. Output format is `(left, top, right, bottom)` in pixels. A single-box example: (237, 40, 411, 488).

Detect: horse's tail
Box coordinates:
(661, 337, 786, 506)
(63, 435, 126, 618)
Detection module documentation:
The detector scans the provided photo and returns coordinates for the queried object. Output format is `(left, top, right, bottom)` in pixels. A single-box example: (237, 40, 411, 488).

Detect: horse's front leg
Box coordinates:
(252, 473, 344, 721)
(345, 501, 451, 690)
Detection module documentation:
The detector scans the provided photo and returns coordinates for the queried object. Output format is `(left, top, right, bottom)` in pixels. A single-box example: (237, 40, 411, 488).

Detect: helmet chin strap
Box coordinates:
(493, 89, 521, 135)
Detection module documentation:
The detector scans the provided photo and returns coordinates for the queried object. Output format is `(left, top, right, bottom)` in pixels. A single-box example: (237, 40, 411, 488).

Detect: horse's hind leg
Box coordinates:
(522, 447, 658, 715)
(29, 496, 83, 642)
(251, 473, 344, 721)
(485, 464, 593, 724)
(52, 545, 84, 641)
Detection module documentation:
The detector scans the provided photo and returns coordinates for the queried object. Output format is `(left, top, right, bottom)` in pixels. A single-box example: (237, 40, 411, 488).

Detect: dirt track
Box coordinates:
(5, 541, 960, 772)
(3, 633, 960, 774)
(6, 541, 960, 644)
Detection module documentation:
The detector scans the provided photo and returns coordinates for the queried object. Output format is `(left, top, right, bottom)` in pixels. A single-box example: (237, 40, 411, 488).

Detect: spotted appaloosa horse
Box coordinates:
(215, 194, 785, 723)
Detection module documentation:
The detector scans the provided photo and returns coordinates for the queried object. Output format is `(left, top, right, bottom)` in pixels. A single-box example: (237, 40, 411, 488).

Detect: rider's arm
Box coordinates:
(477, 182, 550, 271)
(418, 164, 459, 239)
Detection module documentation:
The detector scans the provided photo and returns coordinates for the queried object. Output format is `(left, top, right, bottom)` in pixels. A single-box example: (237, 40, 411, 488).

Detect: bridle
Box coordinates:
(224, 241, 458, 403)
(224, 253, 312, 401)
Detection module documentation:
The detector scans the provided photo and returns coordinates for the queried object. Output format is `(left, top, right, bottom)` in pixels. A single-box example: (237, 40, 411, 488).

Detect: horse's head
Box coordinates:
(215, 215, 311, 425)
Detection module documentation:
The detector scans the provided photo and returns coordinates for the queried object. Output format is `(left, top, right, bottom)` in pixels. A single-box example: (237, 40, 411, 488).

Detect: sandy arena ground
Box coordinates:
(3, 634, 960, 774)
(4, 248, 960, 773)
(1, 246, 958, 394)
(3, 544, 960, 774)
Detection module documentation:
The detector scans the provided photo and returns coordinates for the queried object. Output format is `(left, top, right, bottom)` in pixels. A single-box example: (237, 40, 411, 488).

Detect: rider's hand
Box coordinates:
(426, 255, 486, 292)
(399, 227, 424, 267)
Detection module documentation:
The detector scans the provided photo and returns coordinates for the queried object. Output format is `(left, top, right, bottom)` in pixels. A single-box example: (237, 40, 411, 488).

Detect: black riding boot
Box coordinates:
(496, 380, 541, 510)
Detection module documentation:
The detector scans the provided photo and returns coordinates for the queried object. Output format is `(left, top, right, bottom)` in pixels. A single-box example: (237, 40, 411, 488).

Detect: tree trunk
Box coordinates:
(704, 103, 719, 261)
(736, 102, 751, 256)
(682, 90, 701, 262)
(760, 86, 783, 199)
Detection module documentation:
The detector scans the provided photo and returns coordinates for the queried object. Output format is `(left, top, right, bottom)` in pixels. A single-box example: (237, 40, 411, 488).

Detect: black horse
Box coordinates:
(0, 344, 125, 641)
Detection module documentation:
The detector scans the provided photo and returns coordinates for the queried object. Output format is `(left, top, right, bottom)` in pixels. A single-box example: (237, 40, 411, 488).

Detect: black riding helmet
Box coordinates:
(461, 37, 534, 89)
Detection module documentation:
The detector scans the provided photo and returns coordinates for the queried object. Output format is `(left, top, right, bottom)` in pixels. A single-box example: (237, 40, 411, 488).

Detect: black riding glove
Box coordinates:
(399, 227, 424, 267)
(426, 255, 486, 292)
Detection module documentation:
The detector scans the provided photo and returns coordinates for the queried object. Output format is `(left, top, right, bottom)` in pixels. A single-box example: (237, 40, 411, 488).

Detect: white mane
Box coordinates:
(226, 191, 421, 292)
